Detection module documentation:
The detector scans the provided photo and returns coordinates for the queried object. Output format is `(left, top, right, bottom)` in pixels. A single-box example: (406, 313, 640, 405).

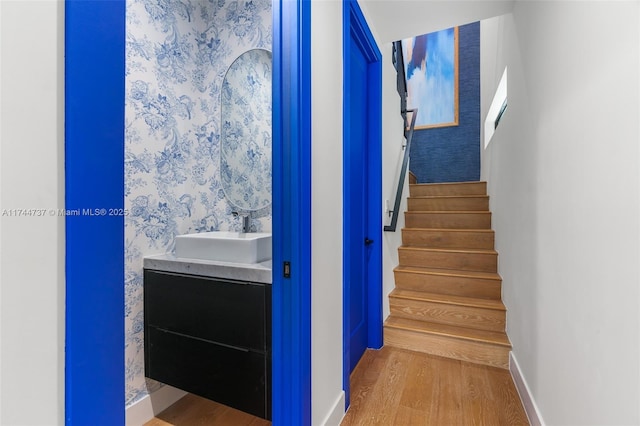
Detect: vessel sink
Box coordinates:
(174, 231, 272, 264)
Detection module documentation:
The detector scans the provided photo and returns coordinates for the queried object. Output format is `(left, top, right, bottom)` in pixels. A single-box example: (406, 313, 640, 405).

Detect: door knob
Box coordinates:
(364, 238, 374, 245)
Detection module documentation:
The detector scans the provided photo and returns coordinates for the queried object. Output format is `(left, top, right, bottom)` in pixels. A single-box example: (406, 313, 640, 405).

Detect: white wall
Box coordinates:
(359, 0, 514, 44)
(0, 1, 65, 424)
(311, 1, 347, 424)
(481, 3, 640, 424)
(380, 49, 408, 320)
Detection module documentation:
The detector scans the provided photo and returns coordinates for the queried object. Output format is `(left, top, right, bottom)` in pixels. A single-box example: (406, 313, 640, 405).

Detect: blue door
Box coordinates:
(347, 31, 370, 373)
(343, 0, 382, 408)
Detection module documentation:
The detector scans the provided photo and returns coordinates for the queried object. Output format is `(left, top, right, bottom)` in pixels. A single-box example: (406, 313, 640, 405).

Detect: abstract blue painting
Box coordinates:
(402, 27, 458, 129)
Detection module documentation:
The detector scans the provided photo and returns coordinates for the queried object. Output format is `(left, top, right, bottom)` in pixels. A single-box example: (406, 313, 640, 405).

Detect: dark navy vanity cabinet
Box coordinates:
(144, 269, 271, 420)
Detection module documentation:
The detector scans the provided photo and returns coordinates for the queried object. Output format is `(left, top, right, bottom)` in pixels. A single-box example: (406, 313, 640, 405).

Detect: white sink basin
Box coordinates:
(174, 231, 272, 264)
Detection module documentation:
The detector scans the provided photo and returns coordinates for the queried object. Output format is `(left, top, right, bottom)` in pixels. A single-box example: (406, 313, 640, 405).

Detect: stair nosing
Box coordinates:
(389, 289, 506, 311)
(401, 227, 494, 233)
(408, 195, 489, 199)
(409, 181, 486, 187)
(384, 317, 511, 347)
(405, 210, 491, 214)
(399, 246, 497, 255)
(393, 265, 502, 281)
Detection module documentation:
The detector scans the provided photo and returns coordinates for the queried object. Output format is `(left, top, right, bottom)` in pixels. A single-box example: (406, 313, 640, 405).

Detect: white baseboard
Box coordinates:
(509, 352, 545, 426)
(125, 385, 188, 426)
(320, 391, 345, 426)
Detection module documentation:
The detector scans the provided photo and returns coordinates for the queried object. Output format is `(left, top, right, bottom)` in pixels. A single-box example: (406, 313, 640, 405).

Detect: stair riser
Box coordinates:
(399, 249, 497, 272)
(408, 197, 489, 212)
(405, 212, 491, 229)
(394, 271, 501, 299)
(384, 326, 509, 369)
(402, 229, 494, 250)
(410, 182, 487, 197)
(389, 298, 506, 332)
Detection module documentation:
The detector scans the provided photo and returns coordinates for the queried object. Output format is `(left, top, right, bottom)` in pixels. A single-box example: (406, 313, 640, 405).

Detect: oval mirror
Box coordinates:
(220, 49, 272, 211)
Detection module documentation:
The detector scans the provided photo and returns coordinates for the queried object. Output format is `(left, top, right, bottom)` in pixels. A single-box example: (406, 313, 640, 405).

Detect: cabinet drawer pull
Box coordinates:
(155, 327, 251, 353)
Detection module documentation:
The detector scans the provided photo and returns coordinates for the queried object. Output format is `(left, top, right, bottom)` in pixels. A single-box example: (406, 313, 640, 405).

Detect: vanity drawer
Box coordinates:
(145, 326, 268, 419)
(144, 270, 266, 352)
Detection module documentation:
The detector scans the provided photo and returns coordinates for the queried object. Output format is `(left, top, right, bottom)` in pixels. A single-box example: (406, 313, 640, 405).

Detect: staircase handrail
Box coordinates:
(392, 41, 409, 129)
(384, 108, 417, 232)
(385, 40, 416, 232)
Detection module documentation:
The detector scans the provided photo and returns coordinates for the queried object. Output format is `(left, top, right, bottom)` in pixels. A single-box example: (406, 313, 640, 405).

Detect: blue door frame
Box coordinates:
(65, 1, 125, 423)
(64, 1, 312, 424)
(272, 0, 312, 424)
(342, 0, 383, 408)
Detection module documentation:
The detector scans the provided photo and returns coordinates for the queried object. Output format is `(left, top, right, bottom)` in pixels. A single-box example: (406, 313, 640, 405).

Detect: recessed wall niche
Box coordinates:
(484, 66, 508, 148)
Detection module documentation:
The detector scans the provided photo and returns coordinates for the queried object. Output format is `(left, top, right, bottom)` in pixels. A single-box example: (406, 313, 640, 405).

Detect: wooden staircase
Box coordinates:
(384, 181, 511, 369)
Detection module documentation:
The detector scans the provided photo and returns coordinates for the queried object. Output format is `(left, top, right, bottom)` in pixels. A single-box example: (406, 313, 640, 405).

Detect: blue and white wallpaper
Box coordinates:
(124, 0, 272, 407)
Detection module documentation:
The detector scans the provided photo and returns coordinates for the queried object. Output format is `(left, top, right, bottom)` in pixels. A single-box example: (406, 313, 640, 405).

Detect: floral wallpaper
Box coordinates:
(124, 0, 272, 407)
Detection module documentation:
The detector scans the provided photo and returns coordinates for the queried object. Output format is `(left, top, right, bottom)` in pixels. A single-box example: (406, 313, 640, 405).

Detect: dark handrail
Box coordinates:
(392, 41, 408, 127)
(385, 40, 415, 232)
(384, 109, 417, 232)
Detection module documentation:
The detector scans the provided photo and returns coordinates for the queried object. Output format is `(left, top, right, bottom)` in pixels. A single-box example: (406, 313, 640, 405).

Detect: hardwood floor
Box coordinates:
(145, 346, 528, 426)
(341, 346, 529, 426)
(143, 394, 270, 426)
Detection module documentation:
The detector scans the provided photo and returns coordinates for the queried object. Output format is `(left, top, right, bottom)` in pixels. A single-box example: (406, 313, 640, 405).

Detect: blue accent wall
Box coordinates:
(409, 22, 480, 183)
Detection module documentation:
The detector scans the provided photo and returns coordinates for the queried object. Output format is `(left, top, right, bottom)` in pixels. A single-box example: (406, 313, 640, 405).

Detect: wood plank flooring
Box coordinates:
(341, 346, 529, 425)
(145, 346, 528, 426)
(143, 394, 270, 426)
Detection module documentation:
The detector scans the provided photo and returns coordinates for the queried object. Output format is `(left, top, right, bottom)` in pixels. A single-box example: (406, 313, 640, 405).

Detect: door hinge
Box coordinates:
(283, 261, 291, 278)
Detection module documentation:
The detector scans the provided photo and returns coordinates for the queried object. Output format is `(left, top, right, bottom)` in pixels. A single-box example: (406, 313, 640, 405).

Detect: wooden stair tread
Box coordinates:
(389, 288, 506, 311)
(400, 228, 495, 249)
(408, 195, 489, 200)
(394, 265, 501, 281)
(405, 211, 492, 230)
(402, 227, 494, 233)
(410, 181, 486, 187)
(406, 210, 491, 214)
(407, 196, 491, 212)
(385, 316, 511, 347)
(409, 182, 488, 197)
(402, 226, 495, 234)
(399, 246, 497, 255)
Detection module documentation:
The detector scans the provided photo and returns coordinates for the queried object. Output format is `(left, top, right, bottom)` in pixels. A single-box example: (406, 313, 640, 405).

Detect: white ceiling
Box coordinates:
(358, 0, 515, 43)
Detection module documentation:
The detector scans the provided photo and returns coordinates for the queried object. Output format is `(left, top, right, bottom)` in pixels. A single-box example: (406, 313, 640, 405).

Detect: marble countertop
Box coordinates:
(143, 253, 272, 284)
